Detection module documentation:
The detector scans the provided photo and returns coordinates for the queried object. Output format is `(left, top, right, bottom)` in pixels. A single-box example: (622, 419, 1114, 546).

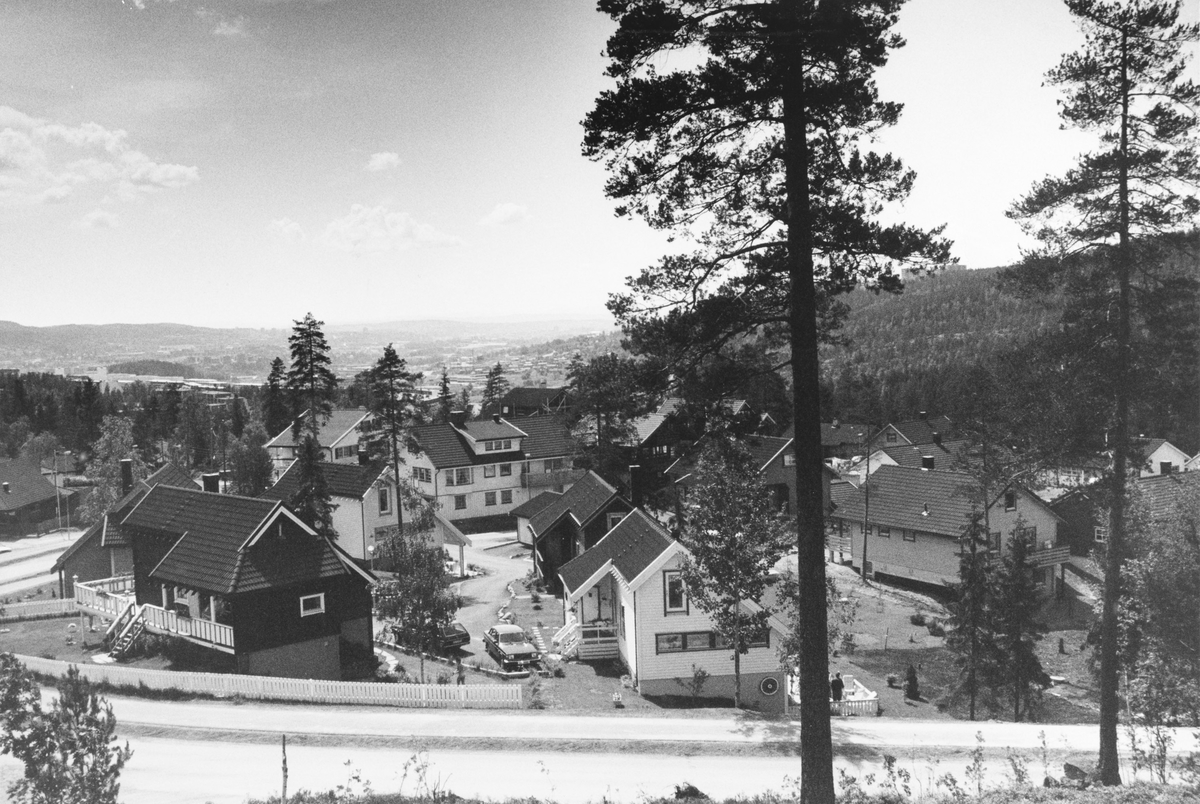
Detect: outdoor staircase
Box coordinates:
(107, 603, 147, 660)
(552, 616, 580, 659)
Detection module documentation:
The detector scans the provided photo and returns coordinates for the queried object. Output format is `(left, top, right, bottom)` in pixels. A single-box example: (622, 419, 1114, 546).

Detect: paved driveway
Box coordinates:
(450, 531, 531, 666)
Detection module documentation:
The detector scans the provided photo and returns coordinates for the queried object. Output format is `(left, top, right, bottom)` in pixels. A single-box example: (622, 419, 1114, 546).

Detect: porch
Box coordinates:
(556, 572, 622, 660)
(73, 575, 235, 654)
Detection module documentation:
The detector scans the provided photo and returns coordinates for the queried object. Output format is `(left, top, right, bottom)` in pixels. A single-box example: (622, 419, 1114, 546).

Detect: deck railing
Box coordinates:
(1030, 546, 1071, 567)
(73, 577, 136, 618)
(140, 605, 235, 652)
(577, 623, 619, 659)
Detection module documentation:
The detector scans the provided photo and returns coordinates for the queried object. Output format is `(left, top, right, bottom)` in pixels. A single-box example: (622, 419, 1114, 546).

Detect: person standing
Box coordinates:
(830, 672, 844, 702)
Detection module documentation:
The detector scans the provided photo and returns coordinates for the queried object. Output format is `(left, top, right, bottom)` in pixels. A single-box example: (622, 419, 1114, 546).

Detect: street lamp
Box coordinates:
(366, 544, 376, 572)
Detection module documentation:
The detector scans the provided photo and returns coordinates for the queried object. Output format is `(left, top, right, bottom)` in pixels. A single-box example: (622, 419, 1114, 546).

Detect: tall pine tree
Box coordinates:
(285, 314, 339, 538)
(262, 357, 291, 439)
(584, 4, 951, 797)
(1005, 1, 1198, 782)
(946, 510, 1000, 721)
(991, 522, 1050, 723)
(366, 344, 423, 535)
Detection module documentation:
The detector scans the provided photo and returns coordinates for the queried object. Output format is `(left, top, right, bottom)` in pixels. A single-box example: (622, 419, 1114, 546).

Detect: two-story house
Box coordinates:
(865, 413, 955, 453)
(499, 386, 569, 418)
(266, 409, 372, 479)
(828, 465, 1067, 593)
(558, 508, 789, 712)
(406, 412, 578, 522)
(69, 484, 376, 680)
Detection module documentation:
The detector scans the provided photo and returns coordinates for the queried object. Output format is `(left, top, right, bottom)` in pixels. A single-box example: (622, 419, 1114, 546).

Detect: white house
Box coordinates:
(406, 412, 578, 521)
(266, 408, 372, 479)
(1132, 437, 1191, 477)
(558, 509, 789, 713)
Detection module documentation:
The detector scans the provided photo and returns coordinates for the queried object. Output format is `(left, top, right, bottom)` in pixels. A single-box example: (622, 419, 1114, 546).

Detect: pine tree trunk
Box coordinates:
(782, 3, 835, 800)
(1097, 29, 1130, 787)
(734, 646, 742, 709)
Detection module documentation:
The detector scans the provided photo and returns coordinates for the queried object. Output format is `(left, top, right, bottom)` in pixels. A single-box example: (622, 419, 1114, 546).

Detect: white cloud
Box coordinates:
(269, 217, 305, 243)
(365, 152, 401, 172)
(77, 208, 118, 229)
(0, 105, 198, 207)
(478, 202, 529, 227)
(195, 8, 248, 38)
(319, 204, 460, 254)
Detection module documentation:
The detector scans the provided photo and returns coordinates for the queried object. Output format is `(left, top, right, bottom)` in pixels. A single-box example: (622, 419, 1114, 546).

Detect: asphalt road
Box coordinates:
(0, 529, 83, 597)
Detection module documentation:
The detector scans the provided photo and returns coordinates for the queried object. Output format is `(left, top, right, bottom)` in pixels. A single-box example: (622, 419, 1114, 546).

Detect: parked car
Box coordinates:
(436, 622, 470, 652)
(482, 623, 539, 669)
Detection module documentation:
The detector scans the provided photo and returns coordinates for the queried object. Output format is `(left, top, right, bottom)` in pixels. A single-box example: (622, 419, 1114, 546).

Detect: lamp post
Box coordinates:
(367, 544, 376, 573)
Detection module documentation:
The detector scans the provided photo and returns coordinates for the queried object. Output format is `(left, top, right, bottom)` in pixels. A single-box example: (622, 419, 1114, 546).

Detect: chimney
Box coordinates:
(202, 472, 220, 493)
(450, 410, 467, 429)
(932, 432, 942, 446)
(919, 410, 928, 421)
(832, 418, 840, 429)
(120, 459, 134, 495)
(1, 482, 9, 493)
(493, 413, 501, 424)
(921, 455, 935, 471)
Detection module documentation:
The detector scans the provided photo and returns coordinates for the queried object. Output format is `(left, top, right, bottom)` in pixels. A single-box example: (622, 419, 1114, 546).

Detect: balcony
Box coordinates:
(1030, 545, 1071, 567)
(74, 576, 235, 653)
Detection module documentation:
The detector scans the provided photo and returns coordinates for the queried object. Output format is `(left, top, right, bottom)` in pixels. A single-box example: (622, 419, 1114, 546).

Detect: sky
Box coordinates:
(0, 0, 1192, 330)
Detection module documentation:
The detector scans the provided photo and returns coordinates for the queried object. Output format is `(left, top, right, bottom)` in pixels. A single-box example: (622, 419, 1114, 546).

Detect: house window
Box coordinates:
(655, 629, 768, 654)
(783, 453, 796, 466)
(484, 465, 496, 478)
(990, 531, 1002, 552)
(333, 445, 357, 460)
(378, 487, 390, 514)
(656, 633, 684, 653)
(485, 491, 497, 506)
(500, 463, 512, 476)
(545, 458, 564, 473)
(485, 441, 495, 452)
(445, 470, 456, 487)
(1160, 461, 1174, 475)
(606, 512, 625, 531)
(454, 495, 467, 510)
(1015, 525, 1037, 543)
(1004, 491, 1017, 511)
(412, 467, 432, 483)
(454, 467, 472, 486)
(1094, 525, 1108, 543)
(886, 432, 897, 443)
(299, 593, 325, 617)
(664, 571, 688, 614)
(500, 490, 512, 504)
(878, 527, 891, 539)
(503, 439, 512, 450)
(902, 530, 916, 542)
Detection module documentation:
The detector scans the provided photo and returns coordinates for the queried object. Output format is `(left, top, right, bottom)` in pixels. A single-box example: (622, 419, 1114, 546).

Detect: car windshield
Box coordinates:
(498, 632, 525, 644)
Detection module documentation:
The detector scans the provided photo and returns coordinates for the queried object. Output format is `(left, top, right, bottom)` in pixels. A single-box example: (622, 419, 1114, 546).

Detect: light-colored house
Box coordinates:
(266, 409, 372, 479)
(558, 509, 789, 713)
(407, 412, 578, 521)
(828, 465, 1067, 592)
(865, 414, 954, 453)
(1132, 437, 1191, 478)
(844, 437, 979, 482)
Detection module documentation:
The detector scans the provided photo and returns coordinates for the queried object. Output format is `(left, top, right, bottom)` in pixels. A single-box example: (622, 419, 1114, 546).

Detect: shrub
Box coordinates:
(910, 612, 927, 626)
(904, 664, 920, 701)
(927, 619, 946, 637)
(886, 673, 899, 688)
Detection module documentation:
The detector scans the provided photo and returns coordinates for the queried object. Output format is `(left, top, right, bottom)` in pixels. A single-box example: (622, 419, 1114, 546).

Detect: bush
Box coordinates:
(886, 673, 899, 688)
(904, 664, 920, 701)
(910, 612, 927, 626)
(927, 619, 946, 637)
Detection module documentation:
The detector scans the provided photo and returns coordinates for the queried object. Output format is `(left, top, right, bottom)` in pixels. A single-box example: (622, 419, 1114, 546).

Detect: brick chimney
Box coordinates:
(932, 432, 942, 446)
(493, 413, 501, 424)
(921, 455, 935, 470)
(450, 410, 467, 428)
(120, 459, 134, 495)
(202, 473, 220, 493)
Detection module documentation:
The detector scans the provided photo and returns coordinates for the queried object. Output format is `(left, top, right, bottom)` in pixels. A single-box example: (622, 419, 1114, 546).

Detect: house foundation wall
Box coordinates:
(239, 635, 341, 680)
(638, 669, 786, 714)
(339, 615, 372, 651)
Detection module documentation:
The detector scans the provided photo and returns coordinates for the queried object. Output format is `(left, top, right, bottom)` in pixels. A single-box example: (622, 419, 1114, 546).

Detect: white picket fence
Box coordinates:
(0, 598, 76, 623)
(13, 654, 524, 709)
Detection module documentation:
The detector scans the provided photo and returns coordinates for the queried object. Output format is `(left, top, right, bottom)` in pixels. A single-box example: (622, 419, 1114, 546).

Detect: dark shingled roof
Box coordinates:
(411, 415, 571, 468)
(528, 471, 624, 536)
(559, 508, 673, 594)
(144, 462, 199, 491)
(888, 415, 954, 446)
(261, 461, 387, 502)
(829, 466, 989, 538)
(1135, 471, 1200, 523)
(500, 387, 567, 412)
(880, 439, 978, 471)
(0, 459, 60, 512)
(510, 490, 562, 520)
(821, 421, 870, 448)
(458, 418, 528, 441)
(266, 409, 369, 450)
(122, 485, 352, 595)
(666, 435, 792, 486)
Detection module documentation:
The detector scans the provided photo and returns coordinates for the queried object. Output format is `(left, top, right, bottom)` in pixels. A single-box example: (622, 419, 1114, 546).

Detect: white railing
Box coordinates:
(1031, 546, 1071, 567)
(73, 577, 136, 618)
(831, 697, 879, 717)
(140, 605, 235, 652)
(11, 654, 523, 709)
(0, 598, 76, 623)
(577, 624, 619, 659)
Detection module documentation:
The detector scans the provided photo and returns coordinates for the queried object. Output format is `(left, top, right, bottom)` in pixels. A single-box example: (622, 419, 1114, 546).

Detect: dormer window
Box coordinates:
(484, 439, 513, 452)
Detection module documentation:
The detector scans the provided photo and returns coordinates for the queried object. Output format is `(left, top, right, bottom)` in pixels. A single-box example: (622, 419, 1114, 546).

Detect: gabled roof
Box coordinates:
(144, 462, 199, 491)
(887, 415, 954, 446)
(559, 508, 674, 596)
(411, 415, 571, 469)
(0, 459, 60, 512)
(528, 470, 625, 537)
(666, 434, 793, 486)
(260, 461, 389, 503)
(510, 490, 562, 520)
(122, 485, 365, 595)
(266, 409, 370, 450)
(829, 465, 1060, 538)
(457, 417, 528, 442)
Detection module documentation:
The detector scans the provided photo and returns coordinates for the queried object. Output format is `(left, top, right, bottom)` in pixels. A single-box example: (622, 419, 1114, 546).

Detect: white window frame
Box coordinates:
(484, 491, 497, 506)
(663, 570, 688, 614)
(379, 486, 390, 514)
(300, 593, 325, 617)
(500, 489, 513, 504)
(454, 494, 467, 510)
(1094, 525, 1108, 543)
(484, 464, 496, 478)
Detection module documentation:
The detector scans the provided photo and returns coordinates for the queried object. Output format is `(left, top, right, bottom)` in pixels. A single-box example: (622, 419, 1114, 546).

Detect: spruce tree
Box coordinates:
(946, 510, 1000, 721)
(991, 523, 1050, 722)
(1006, 1, 1198, 781)
(262, 357, 291, 438)
(436, 367, 453, 424)
(367, 344, 423, 534)
(284, 314, 339, 538)
(583, 4, 951, 797)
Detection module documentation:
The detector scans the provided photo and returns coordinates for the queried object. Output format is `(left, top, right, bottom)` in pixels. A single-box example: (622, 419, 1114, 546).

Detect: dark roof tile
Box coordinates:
(261, 461, 387, 502)
(559, 508, 673, 593)
(529, 471, 623, 535)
